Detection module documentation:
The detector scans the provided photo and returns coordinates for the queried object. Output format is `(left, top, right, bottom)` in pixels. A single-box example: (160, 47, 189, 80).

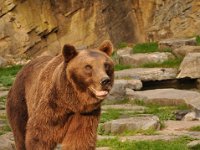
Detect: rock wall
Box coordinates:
(0, 0, 157, 57)
(0, 0, 200, 58)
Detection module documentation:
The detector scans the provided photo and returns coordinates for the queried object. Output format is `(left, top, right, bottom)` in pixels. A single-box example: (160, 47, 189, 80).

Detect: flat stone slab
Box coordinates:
(177, 53, 200, 79)
(96, 147, 111, 150)
(103, 116, 160, 134)
(0, 90, 8, 98)
(98, 132, 200, 142)
(128, 88, 200, 109)
(115, 68, 178, 81)
(98, 135, 178, 141)
(102, 104, 146, 112)
(119, 52, 175, 67)
(187, 140, 200, 148)
(0, 132, 15, 150)
(173, 46, 200, 57)
(161, 120, 200, 132)
(120, 135, 178, 142)
(159, 37, 196, 49)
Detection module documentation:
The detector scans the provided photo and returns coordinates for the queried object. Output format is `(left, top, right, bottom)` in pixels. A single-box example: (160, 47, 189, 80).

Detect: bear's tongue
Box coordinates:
(95, 90, 108, 97)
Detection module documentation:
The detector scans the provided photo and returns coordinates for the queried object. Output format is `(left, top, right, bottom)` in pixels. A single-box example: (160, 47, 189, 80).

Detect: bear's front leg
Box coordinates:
(25, 126, 57, 150)
(25, 115, 57, 150)
(62, 112, 100, 150)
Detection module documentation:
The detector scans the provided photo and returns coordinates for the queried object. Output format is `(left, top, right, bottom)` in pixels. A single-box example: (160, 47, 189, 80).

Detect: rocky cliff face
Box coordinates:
(148, 0, 200, 41)
(0, 0, 200, 58)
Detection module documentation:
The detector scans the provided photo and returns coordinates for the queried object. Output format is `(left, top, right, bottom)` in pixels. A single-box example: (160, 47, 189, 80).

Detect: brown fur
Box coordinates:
(6, 41, 114, 150)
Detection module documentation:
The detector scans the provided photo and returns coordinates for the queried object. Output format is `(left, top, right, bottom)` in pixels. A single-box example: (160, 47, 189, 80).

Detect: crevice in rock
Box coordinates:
(141, 78, 198, 91)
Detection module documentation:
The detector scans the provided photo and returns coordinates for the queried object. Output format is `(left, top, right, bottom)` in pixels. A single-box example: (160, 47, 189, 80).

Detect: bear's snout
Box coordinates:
(100, 76, 111, 87)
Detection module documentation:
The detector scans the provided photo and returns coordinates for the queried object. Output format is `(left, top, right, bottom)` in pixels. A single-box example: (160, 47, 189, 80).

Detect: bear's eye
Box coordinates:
(85, 65, 92, 72)
(104, 63, 110, 71)
(105, 63, 113, 75)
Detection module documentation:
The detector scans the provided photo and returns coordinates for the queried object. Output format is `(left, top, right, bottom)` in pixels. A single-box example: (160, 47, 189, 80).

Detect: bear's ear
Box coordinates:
(98, 40, 113, 56)
(62, 44, 78, 63)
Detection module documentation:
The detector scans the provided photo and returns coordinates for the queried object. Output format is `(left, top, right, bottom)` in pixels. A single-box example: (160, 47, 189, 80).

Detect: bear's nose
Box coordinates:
(100, 77, 111, 86)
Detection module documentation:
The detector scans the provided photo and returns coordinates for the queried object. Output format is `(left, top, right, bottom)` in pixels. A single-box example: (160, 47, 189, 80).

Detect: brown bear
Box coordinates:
(6, 40, 114, 150)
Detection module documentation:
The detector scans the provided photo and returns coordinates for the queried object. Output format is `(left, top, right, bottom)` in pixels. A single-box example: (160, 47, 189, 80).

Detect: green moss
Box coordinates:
(0, 65, 22, 76)
(189, 126, 200, 132)
(120, 128, 158, 136)
(133, 100, 189, 121)
(0, 124, 11, 135)
(117, 42, 128, 49)
(196, 35, 200, 46)
(132, 42, 158, 53)
(114, 64, 132, 71)
(0, 65, 22, 87)
(100, 109, 123, 123)
(141, 58, 183, 68)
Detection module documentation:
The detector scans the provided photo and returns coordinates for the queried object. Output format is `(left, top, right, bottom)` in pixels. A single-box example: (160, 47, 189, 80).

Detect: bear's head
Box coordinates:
(62, 40, 114, 108)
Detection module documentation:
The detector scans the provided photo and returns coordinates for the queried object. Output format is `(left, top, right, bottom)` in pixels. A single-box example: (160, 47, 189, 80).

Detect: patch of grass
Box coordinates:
(117, 42, 128, 49)
(0, 75, 14, 87)
(0, 65, 22, 87)
(97, 136, 194, 150)
(0, 96, 6, 103)
(100, 109, 122, 123)
(189, 126, 200, 132)
(141, 58, 183, 68)
(133, 99, 189, 121)
(196, 35, 200, 46)
(103, 99, 130, 105)
(0, 65, 22, 76)
(132, 42, 158, 53)
(192, 145, 200, 150)
(0, 113, 11, 135)
(0, 124, 11, 136)
(144, 106, 176, 121)
(114, 64, 132, 71)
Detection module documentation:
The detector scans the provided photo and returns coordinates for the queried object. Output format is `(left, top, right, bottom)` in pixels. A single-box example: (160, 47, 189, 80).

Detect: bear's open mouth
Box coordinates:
(88, 87, 109, 100)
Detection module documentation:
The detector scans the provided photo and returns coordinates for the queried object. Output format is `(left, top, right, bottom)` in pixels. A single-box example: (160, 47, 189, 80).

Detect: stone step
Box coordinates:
(115, 68, 178, 81)
(102, 104, 146, 112)
(159, 37, 196, 49)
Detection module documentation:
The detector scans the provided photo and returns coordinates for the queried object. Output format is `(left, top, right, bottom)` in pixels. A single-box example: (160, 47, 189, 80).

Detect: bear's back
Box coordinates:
(10, 55, 63, 116)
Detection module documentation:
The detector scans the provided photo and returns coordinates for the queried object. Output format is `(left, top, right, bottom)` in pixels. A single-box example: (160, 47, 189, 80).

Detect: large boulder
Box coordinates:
(177, 53, 200, 79)
(119, 52, 175, 67)
(115, 68, 178, 81)
(173, 46, 200, 57)
(107, 79, 142, 100)
(103, 115, 160, 134)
